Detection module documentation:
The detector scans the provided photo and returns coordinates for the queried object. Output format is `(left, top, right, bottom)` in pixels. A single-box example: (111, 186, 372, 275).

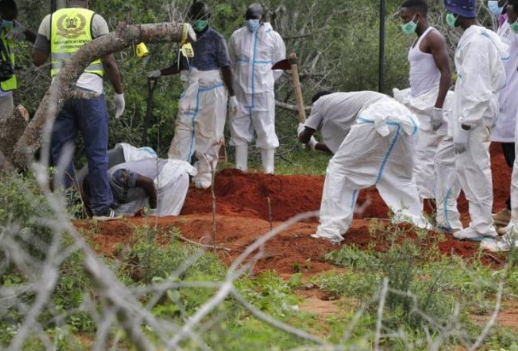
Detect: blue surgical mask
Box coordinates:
(488, 1, 504, 16)
(1, 20, 14, 27)
(246, 19, 261, 33)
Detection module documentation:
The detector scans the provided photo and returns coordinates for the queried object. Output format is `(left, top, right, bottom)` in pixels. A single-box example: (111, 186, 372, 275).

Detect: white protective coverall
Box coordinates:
(491, 21, 518, 143)
(228, 22, 286, 173)
(452, 25, 508, 236)
(168, 68, 228, 185)
(110, 158, 197, 217)
(393, 88, 462, 232)
(494, 25, 518, 249)
(314, 97, 429, 243)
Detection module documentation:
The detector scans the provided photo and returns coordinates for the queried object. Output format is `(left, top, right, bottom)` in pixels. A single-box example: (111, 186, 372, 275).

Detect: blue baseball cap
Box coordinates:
(444, 0, 476, 18)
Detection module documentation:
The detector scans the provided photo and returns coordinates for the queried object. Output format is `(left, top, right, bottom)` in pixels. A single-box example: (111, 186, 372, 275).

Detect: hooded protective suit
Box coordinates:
(228, 22, 286, 172)
(313, 97, 429, 243)
(167, 68, 228, 185)
(393, 87, 462, 232)
(452, 25, 508, 235)
(491, 21, 518, 143)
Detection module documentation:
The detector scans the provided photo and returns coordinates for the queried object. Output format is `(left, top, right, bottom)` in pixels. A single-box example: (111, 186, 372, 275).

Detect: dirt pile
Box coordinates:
(82, 144, 511, 275)
(183, 144, 512, 223)
(182, 169, 389, 222)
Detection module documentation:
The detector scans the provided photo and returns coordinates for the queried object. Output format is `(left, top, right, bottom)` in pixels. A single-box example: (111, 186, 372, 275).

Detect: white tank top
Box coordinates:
(408, 27, 441, 98)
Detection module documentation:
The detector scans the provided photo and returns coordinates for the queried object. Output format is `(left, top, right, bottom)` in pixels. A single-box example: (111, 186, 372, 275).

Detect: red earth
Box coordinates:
(80, 143, 510, 275)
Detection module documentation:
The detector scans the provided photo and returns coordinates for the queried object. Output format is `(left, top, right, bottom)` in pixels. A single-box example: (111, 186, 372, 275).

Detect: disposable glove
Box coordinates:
(306, 136, 318, 151)
(229, 96, 238, 116)
(297, 123, 306, 137)
(454, 127, 470, 154)
(148, 69, 161, 80)
(6, 21, 25, 41)
(431, 108, 444, 131)
(114, 93, 125, 119)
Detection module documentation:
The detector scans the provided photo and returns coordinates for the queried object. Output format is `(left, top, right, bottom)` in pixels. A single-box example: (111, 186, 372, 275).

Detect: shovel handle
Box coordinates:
(289, 53, 306, 123)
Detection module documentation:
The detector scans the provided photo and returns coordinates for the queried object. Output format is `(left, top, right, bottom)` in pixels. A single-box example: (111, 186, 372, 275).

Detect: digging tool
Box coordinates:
(272, 53, 307, 123)
(142, 78, 158, 146)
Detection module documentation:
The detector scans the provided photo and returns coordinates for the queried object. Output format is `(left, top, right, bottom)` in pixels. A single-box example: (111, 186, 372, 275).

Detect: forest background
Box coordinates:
(10, 0, 497, 165)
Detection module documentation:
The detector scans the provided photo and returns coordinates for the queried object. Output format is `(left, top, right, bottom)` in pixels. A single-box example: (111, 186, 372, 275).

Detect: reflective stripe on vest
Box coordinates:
(50, 8, 104, 78)
(0, 25, 17, 92)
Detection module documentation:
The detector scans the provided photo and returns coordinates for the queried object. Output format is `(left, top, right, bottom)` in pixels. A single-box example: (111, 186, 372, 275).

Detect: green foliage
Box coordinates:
(0, 173, 55, 263)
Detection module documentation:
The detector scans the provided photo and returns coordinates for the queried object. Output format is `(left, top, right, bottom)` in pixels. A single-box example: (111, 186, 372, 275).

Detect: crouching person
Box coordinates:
(83, 158, 196, 217)
(300, 92, 429, 244)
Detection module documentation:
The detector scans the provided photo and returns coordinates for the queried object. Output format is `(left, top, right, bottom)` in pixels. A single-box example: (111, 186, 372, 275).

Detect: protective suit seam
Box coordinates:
(375, 125, 401, 184)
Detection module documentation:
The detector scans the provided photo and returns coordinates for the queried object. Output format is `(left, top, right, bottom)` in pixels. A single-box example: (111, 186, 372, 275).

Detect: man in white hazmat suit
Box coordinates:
(482, 0, 518, 252)
(228, 4, 286, 174)
(490, 0, 518, 230)
(396, 0, 462, 233)
(148, 1, 237, 190)
(299, 92, 430, 244)
(444, 0, 508, 241)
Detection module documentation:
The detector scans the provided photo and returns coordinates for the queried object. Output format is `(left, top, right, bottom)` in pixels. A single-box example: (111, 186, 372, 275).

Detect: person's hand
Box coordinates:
(148, 69, 161, 80)
(229, 96, 238, 116)
(305, 136, 318, 151)
(114, 93, 125, 119)
(297, 123, 306, 137)
(6, 21, 26, 41)
(431, 108, 444, 131)
(454, 127, 470, 154)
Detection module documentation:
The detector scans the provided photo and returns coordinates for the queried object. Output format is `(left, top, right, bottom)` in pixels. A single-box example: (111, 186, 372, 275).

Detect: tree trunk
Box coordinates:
(11, 22, 195, 170)
(0, 105, 29, 168)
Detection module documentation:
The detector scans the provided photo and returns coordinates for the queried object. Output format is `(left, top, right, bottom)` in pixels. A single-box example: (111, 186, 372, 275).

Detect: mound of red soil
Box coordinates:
(183, 144, 511, 225)
(182, 169, 389, 222)
(81, 143, 511, 275)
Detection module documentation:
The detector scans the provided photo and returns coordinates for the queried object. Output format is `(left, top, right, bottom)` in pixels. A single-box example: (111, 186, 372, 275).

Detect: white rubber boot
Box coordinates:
(261, 149, 275, 174)
(235, 144, 248, 172)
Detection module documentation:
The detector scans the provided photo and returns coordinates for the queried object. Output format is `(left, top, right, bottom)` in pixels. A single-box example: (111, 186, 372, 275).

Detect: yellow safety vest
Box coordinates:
(0, 22, 17, 92)
(50, 8, 104, 78)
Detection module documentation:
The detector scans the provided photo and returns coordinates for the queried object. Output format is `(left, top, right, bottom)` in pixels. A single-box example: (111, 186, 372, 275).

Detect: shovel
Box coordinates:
(272, 53, 306, 123)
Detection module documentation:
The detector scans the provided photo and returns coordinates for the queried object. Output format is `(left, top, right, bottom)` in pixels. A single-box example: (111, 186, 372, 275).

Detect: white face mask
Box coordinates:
(246, 19, 261, 32)
(488, 1, 504, 16)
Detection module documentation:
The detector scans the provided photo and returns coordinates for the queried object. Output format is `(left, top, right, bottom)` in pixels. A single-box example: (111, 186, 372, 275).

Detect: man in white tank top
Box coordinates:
(397, 0, 463, 233)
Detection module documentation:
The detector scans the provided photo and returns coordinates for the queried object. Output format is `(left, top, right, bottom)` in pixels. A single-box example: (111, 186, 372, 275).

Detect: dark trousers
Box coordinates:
(502, 142, 515, 210)
(51, 94, 113, 215)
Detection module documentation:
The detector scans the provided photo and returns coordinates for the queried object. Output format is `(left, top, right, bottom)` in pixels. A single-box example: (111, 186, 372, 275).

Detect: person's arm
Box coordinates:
(272, 32, 286, 81)
(299, 127, 332, 154)
(315, 143, 332, 154)
(32, 16, 51, 66)
(298, 127, 315, 144)
(221, 66, 235, 96)
(32, 47, 48, 67)
(135, 175, 157, 209)
(24, 28, 37, 43)
(428, 31, 452, 109)
(456, 40, 493, 128)
(102, 54, 123, 94)
(160, 63, 181, 76)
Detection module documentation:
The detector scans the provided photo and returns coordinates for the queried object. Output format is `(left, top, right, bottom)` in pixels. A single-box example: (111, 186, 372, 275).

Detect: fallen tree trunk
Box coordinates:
(12, 22, 195, 169)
